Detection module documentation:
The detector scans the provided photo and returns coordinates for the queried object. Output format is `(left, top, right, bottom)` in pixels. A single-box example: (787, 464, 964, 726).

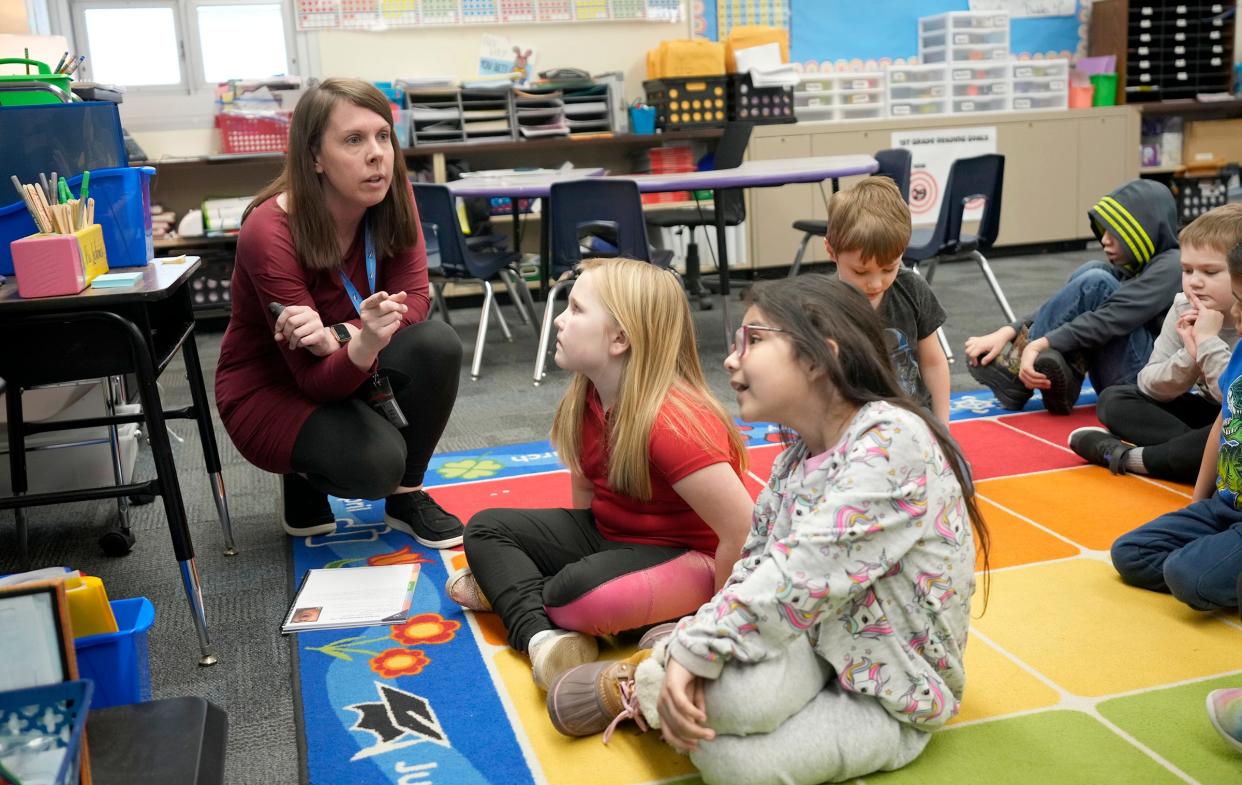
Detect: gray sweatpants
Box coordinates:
(635, 637, 930, 785)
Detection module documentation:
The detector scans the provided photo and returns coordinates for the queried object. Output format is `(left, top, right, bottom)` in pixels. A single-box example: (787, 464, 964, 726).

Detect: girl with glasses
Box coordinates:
(548, 276, 990, 785)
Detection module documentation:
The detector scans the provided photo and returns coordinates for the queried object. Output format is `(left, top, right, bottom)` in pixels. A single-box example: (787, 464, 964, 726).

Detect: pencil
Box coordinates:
(53, 52, 69, 74)
(87, 197, 94, 225)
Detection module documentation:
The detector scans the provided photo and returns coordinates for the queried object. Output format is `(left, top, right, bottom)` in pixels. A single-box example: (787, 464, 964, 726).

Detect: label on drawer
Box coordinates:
(953, 69, 970, 79)
(891, 72, 907, 82)
(1014, 97, 1031, 109)
(1138, 46, 1149, 55)
(1176, 18, 1186, 26)
(1140, 19, 1150, 27)
(960, 101, 975, 111)
(1175, 59, 1186, 67)
(1051, 80, 1066, 90)
(850, 79, 869, 90)
(954, 33, 968, 44)
(1173, 45, 1185, 54)
(893, 104, 911, 115)
(1016, 66, 1032, 77)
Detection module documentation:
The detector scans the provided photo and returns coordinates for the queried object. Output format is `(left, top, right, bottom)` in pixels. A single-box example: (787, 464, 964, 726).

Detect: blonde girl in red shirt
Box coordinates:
(446, 257, 754, 690)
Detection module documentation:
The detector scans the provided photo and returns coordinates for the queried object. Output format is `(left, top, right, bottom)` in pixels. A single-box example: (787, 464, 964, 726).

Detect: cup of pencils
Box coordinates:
(8, 171, 109, 298)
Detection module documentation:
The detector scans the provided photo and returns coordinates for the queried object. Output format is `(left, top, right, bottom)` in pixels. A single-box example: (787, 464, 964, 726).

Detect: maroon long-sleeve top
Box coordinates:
(214, 196, 431, 474)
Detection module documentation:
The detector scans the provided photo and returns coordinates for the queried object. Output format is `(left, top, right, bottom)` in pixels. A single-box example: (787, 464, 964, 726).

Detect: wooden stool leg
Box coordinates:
(180, 335, 238, 557)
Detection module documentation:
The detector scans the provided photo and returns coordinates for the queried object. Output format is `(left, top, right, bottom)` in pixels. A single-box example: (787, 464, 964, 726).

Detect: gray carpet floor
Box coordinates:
(0, 246, 1096, 784)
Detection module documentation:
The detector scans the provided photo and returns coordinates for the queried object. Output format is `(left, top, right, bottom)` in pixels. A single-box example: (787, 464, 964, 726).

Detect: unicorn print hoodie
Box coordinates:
(665, 401, 977, 730)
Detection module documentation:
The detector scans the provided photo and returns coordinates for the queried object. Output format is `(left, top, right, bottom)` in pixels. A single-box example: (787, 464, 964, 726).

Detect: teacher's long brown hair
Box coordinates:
(244, 77, 418, 270)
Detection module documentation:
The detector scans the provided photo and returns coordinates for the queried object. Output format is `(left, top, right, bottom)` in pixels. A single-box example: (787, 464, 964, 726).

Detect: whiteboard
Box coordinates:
(969, 0, 1075, 17)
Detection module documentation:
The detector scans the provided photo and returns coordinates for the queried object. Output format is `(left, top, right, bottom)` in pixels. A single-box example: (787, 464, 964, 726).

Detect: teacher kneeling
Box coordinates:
(215, 77, 464, 547)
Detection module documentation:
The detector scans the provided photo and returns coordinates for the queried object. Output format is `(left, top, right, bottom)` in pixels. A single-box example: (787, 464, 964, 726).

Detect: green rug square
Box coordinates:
(1098, 674, 1242, 785)
(866, 711, 1185, 785)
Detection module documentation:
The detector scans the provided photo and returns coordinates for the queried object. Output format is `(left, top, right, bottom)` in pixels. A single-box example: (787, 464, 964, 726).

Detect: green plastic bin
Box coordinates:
(0, 58, 74, 106)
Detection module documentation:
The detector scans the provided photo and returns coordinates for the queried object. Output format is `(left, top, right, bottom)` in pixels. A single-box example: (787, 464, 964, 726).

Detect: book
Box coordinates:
(89, 271, 143, 288)
(282, 564, 418, 633)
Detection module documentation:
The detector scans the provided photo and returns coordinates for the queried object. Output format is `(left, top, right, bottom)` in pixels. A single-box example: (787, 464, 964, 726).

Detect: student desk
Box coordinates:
(0, 258, 236, 666)
(447, 154, 879, 343)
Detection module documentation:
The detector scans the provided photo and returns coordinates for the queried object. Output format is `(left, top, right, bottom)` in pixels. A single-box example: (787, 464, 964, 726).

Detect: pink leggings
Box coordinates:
(464, 506, 716, 650)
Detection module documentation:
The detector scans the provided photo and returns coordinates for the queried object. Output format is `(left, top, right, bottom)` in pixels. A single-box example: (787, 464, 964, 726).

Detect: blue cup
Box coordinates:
(629, 106, 657, 135)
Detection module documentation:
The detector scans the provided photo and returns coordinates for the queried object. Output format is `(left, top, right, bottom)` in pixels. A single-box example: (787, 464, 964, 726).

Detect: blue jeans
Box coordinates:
(1028, 260, 1154, 390)
(1110, 493, 1242, 611)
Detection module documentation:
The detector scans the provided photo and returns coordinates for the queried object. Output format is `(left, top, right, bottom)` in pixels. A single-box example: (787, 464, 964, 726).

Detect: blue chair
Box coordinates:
(903, 153, 1013, 323)
(534, 178, 666, 385)
(413, 183, 536, 380)
(788, 147, 912, 276)
(645, 121, 754, 308)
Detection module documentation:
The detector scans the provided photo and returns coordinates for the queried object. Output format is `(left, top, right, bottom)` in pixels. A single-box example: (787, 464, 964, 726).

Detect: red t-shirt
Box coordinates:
(214, 197, 430, 474)
(579, 387, 742, 554)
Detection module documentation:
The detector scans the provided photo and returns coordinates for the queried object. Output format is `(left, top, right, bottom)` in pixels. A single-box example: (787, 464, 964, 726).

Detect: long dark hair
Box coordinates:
(243, 77, 418, 270)
(747, 275, 990, 599)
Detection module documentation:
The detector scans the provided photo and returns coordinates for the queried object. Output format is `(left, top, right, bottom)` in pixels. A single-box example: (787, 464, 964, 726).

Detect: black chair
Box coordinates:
(645, 121, 754, 309)
(534, 178, 666, 385)
(413, 183, 537, 380)
(788, 147, 913, 276)
(903, 154, 1013, 323)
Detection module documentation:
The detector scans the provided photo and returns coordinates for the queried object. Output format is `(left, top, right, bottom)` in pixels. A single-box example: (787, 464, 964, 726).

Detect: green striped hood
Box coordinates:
(1088, 179, 1179, 277)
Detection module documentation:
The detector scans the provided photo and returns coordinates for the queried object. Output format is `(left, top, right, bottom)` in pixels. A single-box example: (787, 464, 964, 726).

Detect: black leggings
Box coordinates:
(290, 319, 461, 499)
(1096, 385, 1219, 483)
(465, 507, 715, 651)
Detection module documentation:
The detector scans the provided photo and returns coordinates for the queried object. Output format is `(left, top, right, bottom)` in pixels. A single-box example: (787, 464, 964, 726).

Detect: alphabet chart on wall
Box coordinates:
(295, 0, 681, 28)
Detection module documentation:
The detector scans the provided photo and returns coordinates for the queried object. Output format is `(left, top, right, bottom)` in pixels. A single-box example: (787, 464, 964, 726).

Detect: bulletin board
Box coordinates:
(297, 0, 682, 30)
(692, 0, 1087, 71)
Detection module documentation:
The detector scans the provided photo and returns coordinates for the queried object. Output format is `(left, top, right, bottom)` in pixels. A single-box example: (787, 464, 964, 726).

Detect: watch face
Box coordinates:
(332, 324, 351, 343)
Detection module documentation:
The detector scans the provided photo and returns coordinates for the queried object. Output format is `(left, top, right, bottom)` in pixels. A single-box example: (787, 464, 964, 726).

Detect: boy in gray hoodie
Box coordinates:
(965, 179, 1182, 414)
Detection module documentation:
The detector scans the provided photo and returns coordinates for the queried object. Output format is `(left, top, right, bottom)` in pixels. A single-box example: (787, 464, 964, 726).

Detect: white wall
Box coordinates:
(314, 19, 688, 104)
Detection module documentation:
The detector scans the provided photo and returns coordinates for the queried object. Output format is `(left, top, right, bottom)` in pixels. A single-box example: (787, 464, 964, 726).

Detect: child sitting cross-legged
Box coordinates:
(1110, 238, 1242, 613)
(446, 257, 754, 691)
(545, 276, 989, 785)
(1070, 204, 1242, 482)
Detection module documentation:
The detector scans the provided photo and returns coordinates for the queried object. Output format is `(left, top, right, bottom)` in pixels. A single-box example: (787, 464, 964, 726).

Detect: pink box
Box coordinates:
(10, 225, 108, 298)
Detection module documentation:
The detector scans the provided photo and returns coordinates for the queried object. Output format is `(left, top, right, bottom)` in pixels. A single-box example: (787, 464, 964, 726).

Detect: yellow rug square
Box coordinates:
(951, 636, 1061, 724)
(977, 467, 1187, 551)
(971, 558, 1242, 696)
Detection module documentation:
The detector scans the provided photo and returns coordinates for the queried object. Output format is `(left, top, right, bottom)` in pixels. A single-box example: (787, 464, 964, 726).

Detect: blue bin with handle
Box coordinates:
(74, 596, 154, 709)
(1, 165, 155, 275)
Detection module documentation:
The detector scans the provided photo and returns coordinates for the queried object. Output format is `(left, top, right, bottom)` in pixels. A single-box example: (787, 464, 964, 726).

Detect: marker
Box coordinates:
(268, 302, 286, 317)
(64, 55, 86, 77)
(53, 52, 69, 74)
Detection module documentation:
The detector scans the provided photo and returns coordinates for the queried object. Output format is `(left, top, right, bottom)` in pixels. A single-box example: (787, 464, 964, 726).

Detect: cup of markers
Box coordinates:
(7, 171, 108, 297)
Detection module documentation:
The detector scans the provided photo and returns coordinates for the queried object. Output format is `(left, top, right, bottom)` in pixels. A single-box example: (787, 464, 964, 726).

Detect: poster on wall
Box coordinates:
(968, 0, 1075, 17)
(890, 126, 997, 226)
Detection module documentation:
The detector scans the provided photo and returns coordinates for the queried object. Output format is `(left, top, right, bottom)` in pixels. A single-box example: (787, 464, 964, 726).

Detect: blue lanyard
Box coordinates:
(337, 225, 376, 316)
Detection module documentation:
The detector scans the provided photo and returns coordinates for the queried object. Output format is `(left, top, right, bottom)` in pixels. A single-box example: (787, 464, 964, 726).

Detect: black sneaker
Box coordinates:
(278, 473, 337, 537)
(968, 359, 1033, 410)
(1034, 348, 1085, 415)
(1068, 427, 1132, 474)
(385, 490, 464, 549)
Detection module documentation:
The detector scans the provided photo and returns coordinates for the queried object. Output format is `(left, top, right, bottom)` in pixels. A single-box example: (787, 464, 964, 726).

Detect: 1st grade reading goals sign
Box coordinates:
(891, 126, 997, 226)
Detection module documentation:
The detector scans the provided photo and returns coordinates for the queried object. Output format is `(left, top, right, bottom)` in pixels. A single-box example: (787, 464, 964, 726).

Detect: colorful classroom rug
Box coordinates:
(289, 387, 1242, 785)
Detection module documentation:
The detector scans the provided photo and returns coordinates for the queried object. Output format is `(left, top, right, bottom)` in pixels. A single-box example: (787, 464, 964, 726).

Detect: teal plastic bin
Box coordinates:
(1, 165, 155, 275)
(74, 596, 154, 709)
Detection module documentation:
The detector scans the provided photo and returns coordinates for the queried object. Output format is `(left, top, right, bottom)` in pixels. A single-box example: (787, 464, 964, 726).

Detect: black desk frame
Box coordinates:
(0, 261, 236, 665)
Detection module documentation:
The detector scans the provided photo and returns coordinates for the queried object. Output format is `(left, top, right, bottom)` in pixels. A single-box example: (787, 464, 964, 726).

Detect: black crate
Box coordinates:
(727, 73, 796, 125)
(189, 256, 235, 313)
(644, 76, 729, 131)
(1170, 168, 1236, 226)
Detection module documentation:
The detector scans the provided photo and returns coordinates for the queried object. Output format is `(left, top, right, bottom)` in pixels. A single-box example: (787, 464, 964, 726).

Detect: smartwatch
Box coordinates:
(329, 323, 351, 344)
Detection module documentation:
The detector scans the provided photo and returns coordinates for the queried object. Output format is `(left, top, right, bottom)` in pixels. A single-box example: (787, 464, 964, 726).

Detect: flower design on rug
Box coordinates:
(370, 648, 430, 678)
(366, 546, 434, 567)
(437, 457, 504, 480)
(391, 613, 460, 646)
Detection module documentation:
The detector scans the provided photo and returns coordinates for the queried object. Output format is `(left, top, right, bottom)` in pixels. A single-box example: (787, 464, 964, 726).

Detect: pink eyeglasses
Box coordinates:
(732, 324, 786, 358)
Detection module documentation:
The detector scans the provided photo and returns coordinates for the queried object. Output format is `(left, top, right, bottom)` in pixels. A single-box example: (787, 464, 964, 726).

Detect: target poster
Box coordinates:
(890, 126, 997, 226)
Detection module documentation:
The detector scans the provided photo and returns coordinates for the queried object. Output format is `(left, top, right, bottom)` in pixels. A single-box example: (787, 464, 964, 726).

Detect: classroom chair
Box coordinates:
(787, 147, 913, 277)
(534, 178, 667, 385)
(645, 121, 754, 310)
(904, 153, 1014, 324)
(413, 183, 537, 381)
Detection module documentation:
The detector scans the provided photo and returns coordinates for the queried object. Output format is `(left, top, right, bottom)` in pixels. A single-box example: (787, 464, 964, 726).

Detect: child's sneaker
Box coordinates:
(1034, 348, 1086, 415)
(1206, 689, 1242, 753)
(1068, 427, 1133, 474)
(967, 329, 1032, 410)
(277, 473, 337, 537)
(445, 567, 491, 612)
(547, 652, 651, 741)
(530, 630, 599, 691)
